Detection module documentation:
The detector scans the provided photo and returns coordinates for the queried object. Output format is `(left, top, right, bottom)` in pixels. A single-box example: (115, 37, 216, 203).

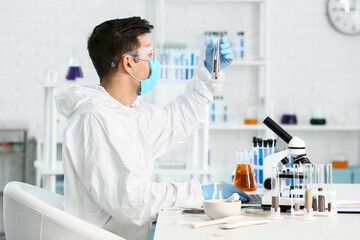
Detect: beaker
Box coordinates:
(233, 150, 257, 191)
(212, 181, 224, 200)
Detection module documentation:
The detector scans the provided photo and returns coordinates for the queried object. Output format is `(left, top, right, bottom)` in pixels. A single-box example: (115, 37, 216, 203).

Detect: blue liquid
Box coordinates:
(289, 156, 294, 186)
(66, 66, 83, 80)
(211, 103, 215, 122)
(254, 169, 258, 184)
(258, 149, 263, 184)
(190, 53, 194, 78)
(253, 152, 258, 165)
(252, 151, 258, 184)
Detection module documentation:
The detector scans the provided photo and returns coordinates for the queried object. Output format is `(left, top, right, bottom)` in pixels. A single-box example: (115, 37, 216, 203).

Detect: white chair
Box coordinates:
(3, 181, 125, 240)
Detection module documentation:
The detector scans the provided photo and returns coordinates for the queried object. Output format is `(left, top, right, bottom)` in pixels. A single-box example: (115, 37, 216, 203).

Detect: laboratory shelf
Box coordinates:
(0, 153, 26, 157)
(158, 80, 191, 85)
(34, 160, 63, 175)
(153, 169, 215, 175)
(167, 0, 266, 3)
(34, 160, 216, 176)
(208, 124, 360, 131)
(231, 59, 266, 66)
(44, 80, 95, 88)
(209, 124, 266, 131)
(280, 125, 360, 132)
(44, 81, 78, 88)
(160, 60, 266, 70)
(160, 65, 198, 69)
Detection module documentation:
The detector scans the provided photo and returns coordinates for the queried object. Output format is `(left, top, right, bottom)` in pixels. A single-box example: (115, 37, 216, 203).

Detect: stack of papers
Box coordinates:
(337, 201, 360, 213)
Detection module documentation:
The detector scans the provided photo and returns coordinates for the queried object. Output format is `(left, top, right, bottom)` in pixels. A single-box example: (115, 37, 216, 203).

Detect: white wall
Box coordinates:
(0, 0, 359, 175)
(0, 0, 154, 138)
(269, 0, 360, 124)
(268, 0, 360, 170)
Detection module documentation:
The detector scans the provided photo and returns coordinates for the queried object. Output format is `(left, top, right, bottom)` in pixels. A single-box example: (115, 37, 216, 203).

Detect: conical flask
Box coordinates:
(66, 50, 83, 80)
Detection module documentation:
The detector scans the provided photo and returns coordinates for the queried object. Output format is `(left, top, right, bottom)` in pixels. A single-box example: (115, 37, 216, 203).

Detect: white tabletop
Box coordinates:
(154, 184, 360, 240)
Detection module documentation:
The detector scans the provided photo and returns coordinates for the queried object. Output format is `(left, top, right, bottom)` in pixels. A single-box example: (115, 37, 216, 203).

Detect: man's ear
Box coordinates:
(122, 55, 134, 73)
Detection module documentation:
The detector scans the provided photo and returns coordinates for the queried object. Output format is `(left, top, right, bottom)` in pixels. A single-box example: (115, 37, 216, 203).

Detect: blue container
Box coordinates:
(333, 168, 353, 184)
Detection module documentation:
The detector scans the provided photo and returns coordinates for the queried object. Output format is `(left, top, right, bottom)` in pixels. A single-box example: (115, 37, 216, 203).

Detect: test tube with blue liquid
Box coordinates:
(190, 52, 195, 78)
(263, 140, 269, 185)
(252, 137, 258, 184)
(236, 31, 244, 59)
(289, 156, 294, 186)
(257, 138, 263, 184)
(263, 140, 268, 158)
(268, 139, 274, 155)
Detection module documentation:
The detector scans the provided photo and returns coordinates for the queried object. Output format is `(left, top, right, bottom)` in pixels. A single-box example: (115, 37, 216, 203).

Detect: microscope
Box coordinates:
(261, 117, 311, 210)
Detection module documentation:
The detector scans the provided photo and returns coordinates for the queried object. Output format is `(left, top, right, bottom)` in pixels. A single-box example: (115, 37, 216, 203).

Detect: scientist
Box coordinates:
(56, 17, 249, 240)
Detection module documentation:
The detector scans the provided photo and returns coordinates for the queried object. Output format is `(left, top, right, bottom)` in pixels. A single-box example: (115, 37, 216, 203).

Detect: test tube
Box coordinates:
(326, 164, 333, 191)
(293, 164, 301, 211)
(263, 140, 268, 158)
(252, 137, 258, 184)
(271, 166, 280, 212)
(303, 164, 313, 213)
(212, 37, 220, 80)
(268, 139, 274, 155)
(318, 164, 325, 212)
(312, 164, 318, 211)
(257, 138, 263, 184)
(326, 164, 333, 212)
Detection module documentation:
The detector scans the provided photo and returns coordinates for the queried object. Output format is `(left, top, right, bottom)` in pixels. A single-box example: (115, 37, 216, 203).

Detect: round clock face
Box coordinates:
(328, 0, 360, 35)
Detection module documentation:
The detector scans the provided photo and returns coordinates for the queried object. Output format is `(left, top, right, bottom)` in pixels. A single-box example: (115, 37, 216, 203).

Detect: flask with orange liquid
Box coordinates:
(233, 150, 257, 191)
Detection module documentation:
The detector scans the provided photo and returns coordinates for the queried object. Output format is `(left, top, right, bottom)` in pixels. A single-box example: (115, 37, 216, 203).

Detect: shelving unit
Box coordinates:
(152, 0, 360, 184)
(37, 0, 359, 191)
(231, 59, 266, 66)
(0, 128, 28, 189)
(0, 125, 28, 234)
(150, 0, 270, 183)
(34, 160, 217, 176)
(208, 124, 360, 131)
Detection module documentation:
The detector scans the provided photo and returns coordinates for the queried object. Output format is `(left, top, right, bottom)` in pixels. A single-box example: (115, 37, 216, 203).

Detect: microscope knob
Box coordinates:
(264, 178, 272, 190)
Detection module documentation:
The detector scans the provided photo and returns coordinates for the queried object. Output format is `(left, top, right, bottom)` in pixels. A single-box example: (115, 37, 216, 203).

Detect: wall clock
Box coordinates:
(328, 0, 360, 35)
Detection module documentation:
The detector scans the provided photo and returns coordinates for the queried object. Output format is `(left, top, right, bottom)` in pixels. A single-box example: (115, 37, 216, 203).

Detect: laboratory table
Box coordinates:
(154, 184, 360, 240)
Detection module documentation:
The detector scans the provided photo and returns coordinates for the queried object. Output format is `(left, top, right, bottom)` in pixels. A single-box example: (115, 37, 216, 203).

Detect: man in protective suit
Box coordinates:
(56, 17, 249, 240)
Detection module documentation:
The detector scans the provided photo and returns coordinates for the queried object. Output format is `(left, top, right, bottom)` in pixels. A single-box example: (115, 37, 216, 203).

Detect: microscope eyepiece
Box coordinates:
(263, 117, 293, 144)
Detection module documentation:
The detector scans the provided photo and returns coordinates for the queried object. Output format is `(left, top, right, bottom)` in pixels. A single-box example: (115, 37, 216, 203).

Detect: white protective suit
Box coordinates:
(56, 65, 224, 240)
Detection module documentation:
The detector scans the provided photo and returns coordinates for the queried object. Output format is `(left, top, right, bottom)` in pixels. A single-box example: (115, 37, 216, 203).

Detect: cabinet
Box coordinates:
(333, 167, 360, 184)
(0, 124, 28, 234)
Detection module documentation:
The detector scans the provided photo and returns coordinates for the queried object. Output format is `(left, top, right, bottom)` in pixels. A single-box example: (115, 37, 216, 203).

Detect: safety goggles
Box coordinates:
(111, 46, 155, 68)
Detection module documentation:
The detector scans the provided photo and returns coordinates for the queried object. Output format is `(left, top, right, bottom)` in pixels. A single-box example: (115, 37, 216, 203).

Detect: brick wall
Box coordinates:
(0, 0, 359, 170)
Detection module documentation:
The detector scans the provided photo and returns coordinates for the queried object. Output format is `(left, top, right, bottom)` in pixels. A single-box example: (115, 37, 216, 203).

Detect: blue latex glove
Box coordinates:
(201, 181, 250, 202)
(204, 36, 234, 73)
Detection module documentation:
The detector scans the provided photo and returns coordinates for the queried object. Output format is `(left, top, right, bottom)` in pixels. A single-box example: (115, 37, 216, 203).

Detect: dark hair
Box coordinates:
(87, 17, 154, 82)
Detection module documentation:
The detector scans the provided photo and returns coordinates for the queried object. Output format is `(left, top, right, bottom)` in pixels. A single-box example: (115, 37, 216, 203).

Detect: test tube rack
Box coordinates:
(290, 188, 337, 218)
